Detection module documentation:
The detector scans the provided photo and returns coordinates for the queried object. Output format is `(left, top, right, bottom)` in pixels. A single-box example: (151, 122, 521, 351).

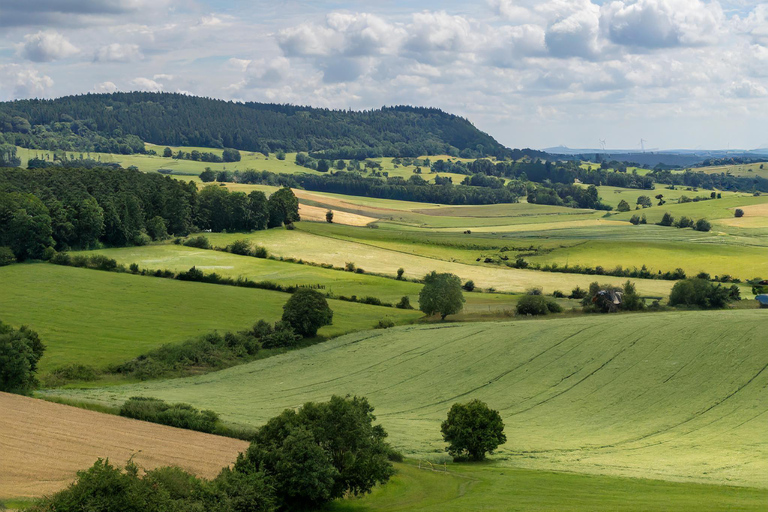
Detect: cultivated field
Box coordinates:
(0, 392, 247, 499)
(49, 309, 768, 488)
(0, 264, 422, 372)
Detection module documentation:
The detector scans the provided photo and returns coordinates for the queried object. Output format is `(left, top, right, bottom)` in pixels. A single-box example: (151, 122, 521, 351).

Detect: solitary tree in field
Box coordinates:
(637, 195, 652, 208)
(617, 199, 631, 212)
(282, 289, 333, 337)
(326, 210, 334, 223)
(418, 271, 465, 320)
(735, 208, 745, 218)
(163, 147, 172, 157)
(441, 399, 506, 461)
(0, 322, 45, 394)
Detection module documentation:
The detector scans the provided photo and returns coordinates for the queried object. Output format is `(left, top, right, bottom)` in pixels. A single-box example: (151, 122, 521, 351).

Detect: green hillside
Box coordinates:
(51, 310, 768, 488)
(0, 264, 421, 372)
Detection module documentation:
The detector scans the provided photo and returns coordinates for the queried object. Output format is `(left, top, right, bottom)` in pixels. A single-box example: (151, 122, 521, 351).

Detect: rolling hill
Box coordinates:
(49, 309, 768, 488)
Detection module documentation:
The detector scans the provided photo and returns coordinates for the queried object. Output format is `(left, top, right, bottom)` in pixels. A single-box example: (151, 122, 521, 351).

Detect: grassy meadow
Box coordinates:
(0, 263, 421, 373)
(49, 309, 768, 488)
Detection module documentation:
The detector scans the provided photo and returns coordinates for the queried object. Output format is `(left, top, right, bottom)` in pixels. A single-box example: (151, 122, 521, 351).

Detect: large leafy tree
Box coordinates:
(441, 399, 506, 461)
(418, 271, 465, 320)
(234, 395, 394, 511)
(267, 187, 300, 228)
(0, 321, 45, 394)
(281, 289, 332, 337)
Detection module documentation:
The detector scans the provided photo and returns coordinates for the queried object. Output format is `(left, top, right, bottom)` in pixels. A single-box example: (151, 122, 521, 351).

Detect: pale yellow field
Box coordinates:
(0, 392, 247, 499)
(299, 203, 376, 226)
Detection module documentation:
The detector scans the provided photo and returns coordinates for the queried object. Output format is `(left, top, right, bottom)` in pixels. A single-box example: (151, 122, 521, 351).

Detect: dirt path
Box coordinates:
(0, 392, 248, 499)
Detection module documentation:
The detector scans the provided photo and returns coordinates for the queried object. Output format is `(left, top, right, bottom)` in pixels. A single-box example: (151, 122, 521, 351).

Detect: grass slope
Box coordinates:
(51, 310, 768, 488)
(0, 264, 421, 372)
(332, 462, 768, 512)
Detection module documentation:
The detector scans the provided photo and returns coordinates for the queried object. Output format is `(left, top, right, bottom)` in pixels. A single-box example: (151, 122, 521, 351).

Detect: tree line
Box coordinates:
(0, 168, 299, 260)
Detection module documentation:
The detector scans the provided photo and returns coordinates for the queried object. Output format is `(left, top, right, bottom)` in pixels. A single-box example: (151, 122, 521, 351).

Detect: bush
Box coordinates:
(617, 199, 631, 212)
(526, 287, 543, 296)
(569, 286, 587, 299)
(669, 278, 731, 309)
(183, 235, 211, 249)
(326, 210, 334, 223)
(735, 208, 744, 218)
(552, 290, 565, 298)
(396, 267, 405, 280)
(441, 399, 506, 461)
(658, 212, 675, 226)
(129, 262, 140, 273)
(226, 239, 252, 256)
(261, 322, 301, 349)
(0, 246, 15, 266)
(395, 296, 414, 309)
(462, 280, 475, 292)
(675, 216, 694, 228)
(375, 318, 395, 329)
(282, 289, 333, 337)
(120, 397, 219, 433)
(694, 218, 711, 232)
(516, 295, 562, 316)
(629, 215, 640, 225)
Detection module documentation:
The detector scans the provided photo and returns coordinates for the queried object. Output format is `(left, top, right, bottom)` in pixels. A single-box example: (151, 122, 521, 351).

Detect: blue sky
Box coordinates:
(0, 0, 767, 150)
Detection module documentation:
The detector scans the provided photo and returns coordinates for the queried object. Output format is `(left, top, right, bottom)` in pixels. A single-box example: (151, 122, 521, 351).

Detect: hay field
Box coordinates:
(0, 392, 247, 499)
(51, 309, 768, 488)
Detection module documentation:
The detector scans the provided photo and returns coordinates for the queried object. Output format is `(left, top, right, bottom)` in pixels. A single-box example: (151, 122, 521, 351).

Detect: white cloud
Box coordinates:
(601, 0, 724, 49)
(18, 31, 79, 62)
(129, 77, 163, 91)
(226, 58, 252, 72)
(153, 73, 174, 81)
(94, 43, 143, 62)
(93, 81, 118, 93)
(404, 11, 472, 56)
(0, 64, 54, 99)
(725, 79, 768, 97)
(545, 4, 601, 58)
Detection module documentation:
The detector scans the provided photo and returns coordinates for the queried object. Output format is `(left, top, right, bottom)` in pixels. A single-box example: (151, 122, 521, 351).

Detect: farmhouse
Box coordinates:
(756, 295, 768, 308)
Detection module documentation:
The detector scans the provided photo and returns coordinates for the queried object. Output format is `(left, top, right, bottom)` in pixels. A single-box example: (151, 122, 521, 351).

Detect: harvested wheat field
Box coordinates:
(298, 203, 376, 226)
(0, 392, 248, 499)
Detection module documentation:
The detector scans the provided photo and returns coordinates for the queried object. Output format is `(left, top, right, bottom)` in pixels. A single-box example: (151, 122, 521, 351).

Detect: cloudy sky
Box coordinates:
(1, 0, 767, 150)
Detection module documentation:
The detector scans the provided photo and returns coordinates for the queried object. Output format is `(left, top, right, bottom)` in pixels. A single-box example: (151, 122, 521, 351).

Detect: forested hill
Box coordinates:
(0, 92, 537, 159)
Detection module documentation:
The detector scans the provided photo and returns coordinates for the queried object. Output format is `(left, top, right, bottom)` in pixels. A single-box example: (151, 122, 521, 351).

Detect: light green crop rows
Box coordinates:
(50, 309, 768, 488)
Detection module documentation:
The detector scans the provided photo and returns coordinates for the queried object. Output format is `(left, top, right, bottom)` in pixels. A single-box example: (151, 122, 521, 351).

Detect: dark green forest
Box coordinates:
(0, 168, 299, 261)
(0, 92, 536, 159)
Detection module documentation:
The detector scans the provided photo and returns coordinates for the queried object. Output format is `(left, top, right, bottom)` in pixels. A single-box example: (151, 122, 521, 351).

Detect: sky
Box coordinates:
(0, 0, 767, 150)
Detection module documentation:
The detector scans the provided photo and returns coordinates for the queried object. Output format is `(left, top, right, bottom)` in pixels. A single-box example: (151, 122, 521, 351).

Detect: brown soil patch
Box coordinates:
(298, 203, 376, 226)
(0, 392, 248, 499)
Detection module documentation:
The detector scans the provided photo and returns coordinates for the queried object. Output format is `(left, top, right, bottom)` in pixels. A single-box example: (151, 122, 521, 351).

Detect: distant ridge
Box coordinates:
(0, 92, 544, 160)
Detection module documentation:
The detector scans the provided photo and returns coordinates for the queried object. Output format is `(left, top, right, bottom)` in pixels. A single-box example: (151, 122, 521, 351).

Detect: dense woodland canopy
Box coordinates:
(0, 168, 299, 260)
(0, 92, 537, 159)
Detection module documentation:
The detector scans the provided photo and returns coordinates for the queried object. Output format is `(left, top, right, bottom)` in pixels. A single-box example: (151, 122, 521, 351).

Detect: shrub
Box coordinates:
(183, 235, 211, 249)
(658, 212, 674, 226)
(226, 239, 252, 256)
(516, 295, 562, 316)
(629, 215, 640, 225)
(396, 267, 405, 280)
(120, 397, 219, 433)
(552, 290, 565, 298)
(675, 216, 694, 228)
(326, 210, 334, 223)
(345, 262, 356, 272)
(735, 208, 745, 218)
(0, 246, 15, 266)
(669, 278, 731, 309)
(617, 199, 631, 212)
(526, 287, 543, 296)
(282, 289, 333, 337)
(463, 280, 475, 292)
(129, 263, 140, 273)
(441, 399, 506, 461)
(395, 296, 413, 309)
(375, 318, 395, 329)
(569, 286, 587, 300)
(694, 218, 712, 232)
(261, 322, 301, 349)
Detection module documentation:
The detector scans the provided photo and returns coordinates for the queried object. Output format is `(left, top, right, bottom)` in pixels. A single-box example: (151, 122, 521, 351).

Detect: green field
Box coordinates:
(0, 264, 421, 372)
(690, 161, 768, 179)
(332, 462, 768, 511)
(50, 309, 768, 488)
(589, 185, 744, 209)
(199, 228, 676, 297)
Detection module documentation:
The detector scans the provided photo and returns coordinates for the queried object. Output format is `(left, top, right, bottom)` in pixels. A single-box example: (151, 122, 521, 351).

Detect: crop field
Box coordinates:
(589, 185, 744, 209)
(0, 264, 421, 372)
(689, 161, 768, 179)
(331, 462, 768, 512)
(0, 392, 247, 500)
(49, 309, 768, 488)
(200, 229, 676, 296)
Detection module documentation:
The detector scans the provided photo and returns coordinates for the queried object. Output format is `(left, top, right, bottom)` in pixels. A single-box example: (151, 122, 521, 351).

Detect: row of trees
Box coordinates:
(0, 168, 299, 260)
